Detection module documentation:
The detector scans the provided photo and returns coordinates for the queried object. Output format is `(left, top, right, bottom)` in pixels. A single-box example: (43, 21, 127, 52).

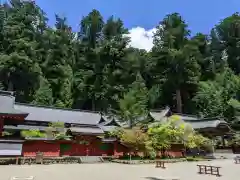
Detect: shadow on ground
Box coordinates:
(145, 177, 165, 180)
(145, 177, 179, 180)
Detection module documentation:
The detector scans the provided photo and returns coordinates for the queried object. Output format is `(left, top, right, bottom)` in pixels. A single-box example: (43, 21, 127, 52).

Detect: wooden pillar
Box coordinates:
(113, 141, 117, 157)
(211, 138, 215, 154)
(221, 136, 226, 147)
(0, 118, 3, 137)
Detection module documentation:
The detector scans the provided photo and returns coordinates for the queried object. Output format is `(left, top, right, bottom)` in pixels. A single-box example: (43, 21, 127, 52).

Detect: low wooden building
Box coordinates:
(0, 91, 232, 158)
(0, 90, 130, 157)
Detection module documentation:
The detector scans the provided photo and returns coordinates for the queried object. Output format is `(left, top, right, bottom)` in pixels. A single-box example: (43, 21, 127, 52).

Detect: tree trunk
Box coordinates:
(176, 89, 182, 113)
(7, 81, 13, 91)
(128, 118, 133, 129)
(92, 98, 95, 111)
(7, 72, 13, 91)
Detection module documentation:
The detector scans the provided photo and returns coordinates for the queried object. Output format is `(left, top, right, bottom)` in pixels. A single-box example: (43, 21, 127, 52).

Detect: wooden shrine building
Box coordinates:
(0, 91, 232, 158)
(0, 90, 128, 157)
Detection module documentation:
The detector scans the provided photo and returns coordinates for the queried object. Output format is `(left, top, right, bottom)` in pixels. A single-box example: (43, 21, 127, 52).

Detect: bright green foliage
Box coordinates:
(147, 122, 173, 151)
(106, 127, 124, 138)
(21, 130, 46, 138)
(108, 127, 150, 154)
(147, 115, 208, 151)
(20, 121, 69, 140)
(194, 68, 240, 117)
(55, 133, 72, 140)
(186, 133, 210, 149)
(118, 74, 148, 128)
(120, 128, 149, 152)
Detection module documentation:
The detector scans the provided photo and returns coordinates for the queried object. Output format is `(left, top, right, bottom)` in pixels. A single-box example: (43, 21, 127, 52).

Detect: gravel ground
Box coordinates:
(1, 159, 239, 180)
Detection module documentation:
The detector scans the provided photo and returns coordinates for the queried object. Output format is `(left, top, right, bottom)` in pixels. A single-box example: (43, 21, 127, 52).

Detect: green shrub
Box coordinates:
(186, 157, 195, 161)
(21, 130, 46, 138)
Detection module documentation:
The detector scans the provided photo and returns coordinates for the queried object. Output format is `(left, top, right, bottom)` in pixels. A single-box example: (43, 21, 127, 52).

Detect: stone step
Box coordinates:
(79, 156, 104, 163)
(11, 176, 34, 180)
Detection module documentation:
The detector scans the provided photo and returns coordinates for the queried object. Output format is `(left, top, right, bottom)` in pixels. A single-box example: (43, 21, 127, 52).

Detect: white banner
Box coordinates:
(0, 143, 22, 156)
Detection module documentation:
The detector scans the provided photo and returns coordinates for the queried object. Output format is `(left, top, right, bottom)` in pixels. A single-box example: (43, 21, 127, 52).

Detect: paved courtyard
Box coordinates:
(0, 159, 239, 180)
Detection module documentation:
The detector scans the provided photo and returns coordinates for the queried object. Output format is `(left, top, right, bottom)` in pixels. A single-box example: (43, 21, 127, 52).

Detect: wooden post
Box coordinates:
(221, 136, 225, 147)
(0, 119, 3, 137)
(211, 139, 215, 154)
(16, 157, 19, 165)
(216, 167, 220, 177)
(86, 148, 89, 156)
(128, 153, 131, 162)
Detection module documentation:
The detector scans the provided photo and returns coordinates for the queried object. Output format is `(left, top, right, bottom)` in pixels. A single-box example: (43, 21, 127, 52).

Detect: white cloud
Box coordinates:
(127, 27, 156, 52)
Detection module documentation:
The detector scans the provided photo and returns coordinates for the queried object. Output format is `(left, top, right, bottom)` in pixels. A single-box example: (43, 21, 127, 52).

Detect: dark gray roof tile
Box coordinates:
(0, 139, 24, 143)
(70, 127, 104, 134)
(187, 119, 230, 130)
(0, 94, 28, 116)
(175, 114, 199, 121)
(150, 107, 170, 121)
(100, 116, 123, 126)
(14, 104, 102, 125)
(99, 125, 118, 132)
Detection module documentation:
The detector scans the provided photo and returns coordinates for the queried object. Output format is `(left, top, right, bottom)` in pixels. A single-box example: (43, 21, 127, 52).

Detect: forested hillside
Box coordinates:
(1, 0, 240, 126)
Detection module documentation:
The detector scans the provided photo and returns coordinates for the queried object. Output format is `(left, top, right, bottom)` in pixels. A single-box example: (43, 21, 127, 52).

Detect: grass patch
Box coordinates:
(186, 156, 205, 161)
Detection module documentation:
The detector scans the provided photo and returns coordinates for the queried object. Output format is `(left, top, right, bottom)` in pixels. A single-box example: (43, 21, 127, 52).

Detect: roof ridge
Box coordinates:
(14, 102, 101, 114)
(199, 117, 223, 121)
(150, 106, 170, 112)
(185, 117, 225, 123)
(173, 113, 199, 118)
(0, 90, 15, 96)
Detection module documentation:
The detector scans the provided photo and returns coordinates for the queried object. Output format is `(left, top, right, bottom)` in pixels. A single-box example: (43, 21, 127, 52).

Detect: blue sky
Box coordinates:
(3, 0, 240, 50)
(35, 0, 240, 33)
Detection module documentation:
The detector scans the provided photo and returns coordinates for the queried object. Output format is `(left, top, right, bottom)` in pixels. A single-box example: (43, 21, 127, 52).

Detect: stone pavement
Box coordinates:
(214, 152, 238, 159)
(0, 159, 238, 180)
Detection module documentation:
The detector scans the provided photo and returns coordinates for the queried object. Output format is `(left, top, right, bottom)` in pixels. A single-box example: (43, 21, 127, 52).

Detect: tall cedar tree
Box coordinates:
(0, 0, 41, 102)
(118, 73, 148, 128)
(1, 1, 240, 128)
(42, 15, 74, 108)
(151, 13, 201, 113)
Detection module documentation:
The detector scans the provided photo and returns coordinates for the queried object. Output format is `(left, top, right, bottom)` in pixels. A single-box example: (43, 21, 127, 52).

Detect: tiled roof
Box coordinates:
(14, 104, 102, 125)
(0, 93, 28, 116)
(186, 118, 230, 130)
(99, 125, 118, 132)
(175, 114, 199, 121)
(0, 139, 25, 143)
(150, 107, 170, 121)
(70, 127, 104, 134)
(100, 116, 123, 127)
